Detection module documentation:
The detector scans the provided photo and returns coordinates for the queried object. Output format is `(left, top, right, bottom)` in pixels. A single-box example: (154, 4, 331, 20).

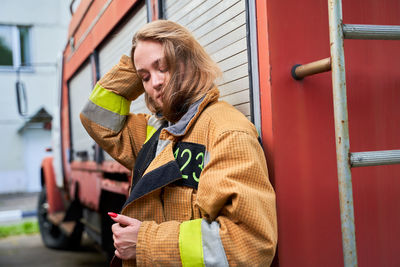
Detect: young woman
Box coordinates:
(81, 20, 277, 266)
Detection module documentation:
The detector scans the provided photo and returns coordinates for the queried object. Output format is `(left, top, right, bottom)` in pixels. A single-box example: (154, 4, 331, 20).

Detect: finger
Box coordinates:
(113, 234, 119, 248)
(115, 249, 122, 259)
(111, 223, 120, 234)
(108, 212, 140, 226)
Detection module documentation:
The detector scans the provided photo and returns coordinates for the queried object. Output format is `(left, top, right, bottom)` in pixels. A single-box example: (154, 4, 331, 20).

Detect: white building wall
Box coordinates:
(0, 0, 70, 193)
(22, 128, 52, 192)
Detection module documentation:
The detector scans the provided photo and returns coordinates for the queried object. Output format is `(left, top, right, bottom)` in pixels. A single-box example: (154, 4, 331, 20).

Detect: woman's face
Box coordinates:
(134, 40, 170, 109)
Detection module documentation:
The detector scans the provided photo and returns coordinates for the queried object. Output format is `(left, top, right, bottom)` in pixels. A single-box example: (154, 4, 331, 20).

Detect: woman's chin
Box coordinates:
(156, 100, 164, 109)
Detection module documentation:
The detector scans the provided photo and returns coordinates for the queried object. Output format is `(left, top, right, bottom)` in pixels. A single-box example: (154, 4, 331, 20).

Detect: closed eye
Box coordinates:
(137, 71, 150, 82)
(159, 67, 168, 73)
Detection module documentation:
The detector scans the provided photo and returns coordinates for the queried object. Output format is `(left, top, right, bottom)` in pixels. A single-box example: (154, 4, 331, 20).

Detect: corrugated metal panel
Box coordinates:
(68, 62, 95, 161)
(165, 0, 251, 117)
(261, 0, 400, 265)
(98, 4, 147, 161)
(98, 4, 148, 115)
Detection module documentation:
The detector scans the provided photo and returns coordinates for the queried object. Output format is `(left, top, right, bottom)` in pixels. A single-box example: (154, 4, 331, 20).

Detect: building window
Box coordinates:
(0, 25, 31, 69)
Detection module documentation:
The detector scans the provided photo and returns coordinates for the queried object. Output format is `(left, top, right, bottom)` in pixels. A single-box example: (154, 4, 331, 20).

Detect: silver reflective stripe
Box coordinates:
(148, 115, 168, 156)
(147, 114, 164, 129)
(156, 139, 171, 157)
(201, 220, 229, 267)
(145, 115, 165, 144)
(204, 150, 211, 169)
(82, 100, 127, 132)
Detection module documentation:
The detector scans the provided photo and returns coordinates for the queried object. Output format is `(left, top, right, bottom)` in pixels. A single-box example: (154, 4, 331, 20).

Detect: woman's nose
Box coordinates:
(152, 73, 163, 90)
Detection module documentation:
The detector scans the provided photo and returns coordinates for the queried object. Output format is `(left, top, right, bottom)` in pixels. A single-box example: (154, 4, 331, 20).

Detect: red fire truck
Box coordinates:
(38, 0, 400, 265)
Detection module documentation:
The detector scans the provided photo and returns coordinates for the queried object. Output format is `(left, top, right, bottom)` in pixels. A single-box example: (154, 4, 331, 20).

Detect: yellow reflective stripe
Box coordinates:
(179, 219, 205, 267)
(89, 83, 130, 115)
(144, 125, 157, 144)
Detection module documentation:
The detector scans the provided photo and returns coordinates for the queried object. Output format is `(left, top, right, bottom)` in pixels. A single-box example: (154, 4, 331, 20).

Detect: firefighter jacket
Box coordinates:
(80, 55, 278, 266)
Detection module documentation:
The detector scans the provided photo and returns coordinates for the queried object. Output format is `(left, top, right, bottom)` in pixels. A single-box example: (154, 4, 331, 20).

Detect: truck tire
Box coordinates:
(38, 188, 82, 250)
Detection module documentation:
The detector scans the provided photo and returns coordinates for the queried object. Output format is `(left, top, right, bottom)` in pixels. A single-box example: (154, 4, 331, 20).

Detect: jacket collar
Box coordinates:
(164, 87, 219, 137)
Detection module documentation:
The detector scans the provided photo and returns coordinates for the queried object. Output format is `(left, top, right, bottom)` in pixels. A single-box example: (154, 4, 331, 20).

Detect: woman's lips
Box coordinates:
(154, 94, 163, 106)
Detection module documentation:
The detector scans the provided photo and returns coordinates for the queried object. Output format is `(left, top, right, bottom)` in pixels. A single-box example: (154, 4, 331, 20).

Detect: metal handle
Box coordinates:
(291, 57, 331, 80)
(16, 80, 28, 117)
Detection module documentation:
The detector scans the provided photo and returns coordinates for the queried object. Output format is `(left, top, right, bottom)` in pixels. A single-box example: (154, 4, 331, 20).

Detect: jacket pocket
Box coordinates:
(163, 185, 193, 222)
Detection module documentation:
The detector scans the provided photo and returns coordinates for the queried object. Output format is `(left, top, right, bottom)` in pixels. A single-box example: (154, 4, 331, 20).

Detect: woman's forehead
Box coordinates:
(134, 40, 164, 69)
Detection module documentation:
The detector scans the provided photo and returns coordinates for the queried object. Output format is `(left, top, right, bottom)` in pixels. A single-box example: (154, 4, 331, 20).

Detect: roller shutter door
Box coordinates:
(165, 0, 251, 119)
(98, 4, 148, 115)
(98, 4, 147, 161)
(68, 61, 95, 161)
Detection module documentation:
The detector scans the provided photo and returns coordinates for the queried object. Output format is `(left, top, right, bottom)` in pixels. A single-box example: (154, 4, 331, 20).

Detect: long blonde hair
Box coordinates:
(131, 20, 221, 122)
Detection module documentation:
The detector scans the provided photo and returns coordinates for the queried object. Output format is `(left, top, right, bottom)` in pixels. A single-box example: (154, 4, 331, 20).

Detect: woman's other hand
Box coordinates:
(108, 212, 142, 260)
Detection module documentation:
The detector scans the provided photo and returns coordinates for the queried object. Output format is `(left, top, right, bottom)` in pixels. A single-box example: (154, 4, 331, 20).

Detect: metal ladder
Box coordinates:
(292, 0, 400, 266)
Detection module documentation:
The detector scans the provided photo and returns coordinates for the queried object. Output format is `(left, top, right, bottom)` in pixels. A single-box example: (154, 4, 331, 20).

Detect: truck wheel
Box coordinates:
(38, 188, 82, 249)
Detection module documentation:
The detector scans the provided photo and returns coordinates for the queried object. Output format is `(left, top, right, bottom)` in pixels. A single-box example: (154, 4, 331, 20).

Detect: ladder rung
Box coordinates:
(350, 150, 400, 167)
(343, 24, 400, 40)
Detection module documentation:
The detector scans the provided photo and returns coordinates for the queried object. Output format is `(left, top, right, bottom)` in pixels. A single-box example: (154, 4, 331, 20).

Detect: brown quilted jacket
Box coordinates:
(80, 55, 277, 267)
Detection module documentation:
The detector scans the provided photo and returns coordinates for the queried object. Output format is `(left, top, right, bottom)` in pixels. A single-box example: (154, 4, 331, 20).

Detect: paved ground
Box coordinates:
(0, 192, 109, 266)
(0, 233, 108, 266)
(0, 192, 39, 225)
(0, 192, 39, 212)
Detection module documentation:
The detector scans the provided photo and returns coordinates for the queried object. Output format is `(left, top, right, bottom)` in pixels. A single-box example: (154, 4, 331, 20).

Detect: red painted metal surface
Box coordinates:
(101, 178, 130, 197)
(69, 161, 131, 210)
(60, 0, 400, 264)
(101, 161, 131, 175)
(72, 0, 108, 50)
(41, 157, 65, 213)
(343, 1, 400, 266)
(257, 0, 400, 266)
(67, 0, 94, 38)
(63, 0, 140, 81)
(256, 0, 275, 183)
(69, 160, 130, 174)
(61, 0, 141, 192)
(70, 161, 102, 211)
(149, 0, 157, 21)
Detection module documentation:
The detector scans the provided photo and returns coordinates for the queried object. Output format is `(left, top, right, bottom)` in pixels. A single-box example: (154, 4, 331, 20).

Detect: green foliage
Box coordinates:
(0, 37, 13, 66)
(0, 221, 39, 238)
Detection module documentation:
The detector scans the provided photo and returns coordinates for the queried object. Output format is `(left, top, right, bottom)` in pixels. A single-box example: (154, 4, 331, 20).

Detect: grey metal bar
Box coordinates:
(292, 57, 331, 80)
(351, 150, 400, 167)
(343, 24, 400, 40)
(246, 0, 262, 134)
(328, 0, 358, 266)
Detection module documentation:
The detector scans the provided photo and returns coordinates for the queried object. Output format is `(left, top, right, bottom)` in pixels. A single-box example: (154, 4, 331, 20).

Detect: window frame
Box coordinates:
(0, 24, 33, 72)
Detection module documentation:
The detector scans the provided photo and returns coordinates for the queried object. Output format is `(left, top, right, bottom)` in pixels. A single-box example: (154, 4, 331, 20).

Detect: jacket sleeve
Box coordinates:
(80, 55, 148, 170)
(195, 129, 278, 266)
(136, 128, 277, 266)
